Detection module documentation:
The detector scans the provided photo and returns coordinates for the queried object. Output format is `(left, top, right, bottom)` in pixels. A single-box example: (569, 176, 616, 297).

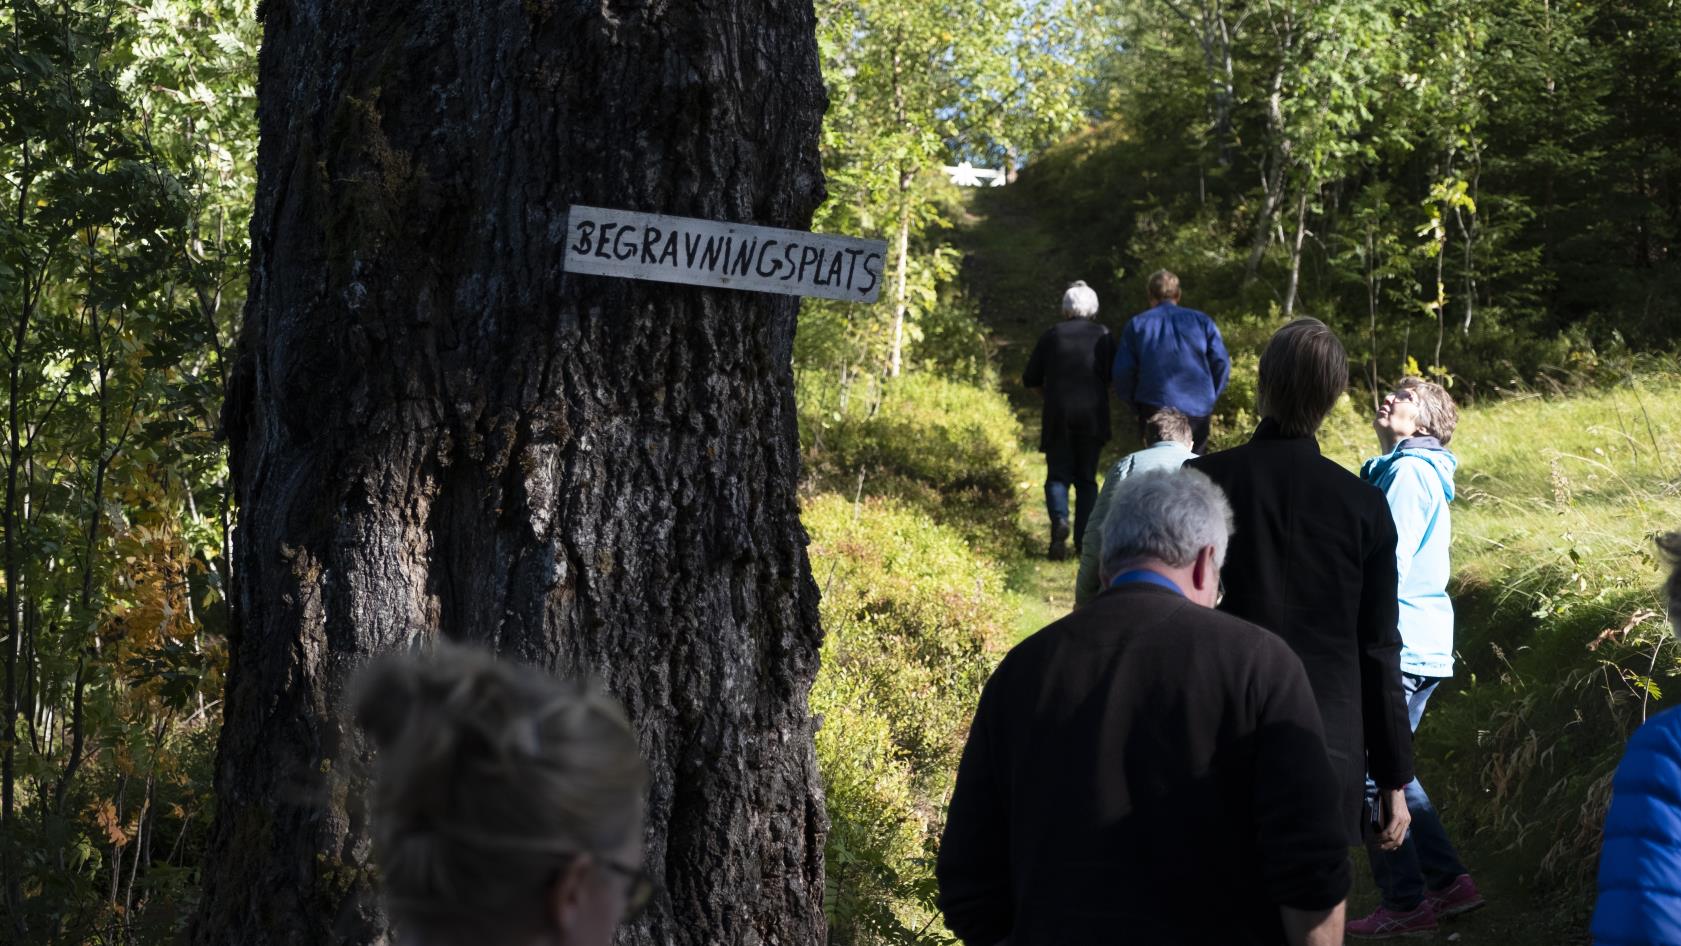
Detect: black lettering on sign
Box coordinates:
(700, 235, 726, 271)
(857, 252, 884, 296)
(756, 240, 782, 278)
(732, 238, 758, 276)
(797, 245, 820, 282)
(823, 250, 846, 287)
(563, 206, 886, 303)
(843, 248, 864, 289)
(571, 220, 596, 255)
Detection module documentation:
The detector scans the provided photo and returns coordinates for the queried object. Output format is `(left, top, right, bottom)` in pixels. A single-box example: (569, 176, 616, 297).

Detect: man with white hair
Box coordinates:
(938, 469, 1351, 946)
(1023, 280, 1114, 560)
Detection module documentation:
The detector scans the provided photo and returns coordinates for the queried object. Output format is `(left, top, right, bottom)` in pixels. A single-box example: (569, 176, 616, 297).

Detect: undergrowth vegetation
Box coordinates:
(798, 212, 1681, 942)
(806, 493, 1008, 943)
(1305, 375, 1681, 929)
(1411, 380, 1681, 919)
(799, 358, 1030, 944)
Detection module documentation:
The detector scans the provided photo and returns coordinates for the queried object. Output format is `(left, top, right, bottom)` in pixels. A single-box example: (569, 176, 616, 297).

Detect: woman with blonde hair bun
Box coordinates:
(354, 643, 650, 946)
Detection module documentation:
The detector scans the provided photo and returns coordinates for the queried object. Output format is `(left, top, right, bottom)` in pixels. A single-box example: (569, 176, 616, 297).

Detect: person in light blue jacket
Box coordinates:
(1348, 378, 1484, 939)
(1592, 531, 1681, 946)
(1073, 408, 1197, 605)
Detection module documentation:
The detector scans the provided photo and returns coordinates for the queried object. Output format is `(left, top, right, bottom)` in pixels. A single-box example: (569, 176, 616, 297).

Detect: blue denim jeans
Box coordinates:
(1364, 673, 1470, 910)
(1044, 434, 1103, 549)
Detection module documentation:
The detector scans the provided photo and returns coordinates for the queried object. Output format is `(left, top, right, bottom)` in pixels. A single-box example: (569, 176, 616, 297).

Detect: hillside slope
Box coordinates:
(955, 170, 1681, 942)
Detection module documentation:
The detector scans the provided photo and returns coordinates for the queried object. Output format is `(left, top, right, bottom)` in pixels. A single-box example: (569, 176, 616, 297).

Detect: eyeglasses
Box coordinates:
(1216, 579, 1225, 608)
(1390, 388, 1416, 402)
(599, 857, 656, 919)
(547, 856, 657, 922)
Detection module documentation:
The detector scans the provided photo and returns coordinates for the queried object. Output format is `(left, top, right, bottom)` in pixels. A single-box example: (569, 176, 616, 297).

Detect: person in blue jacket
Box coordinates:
(1347, 377, 1483, 939)
(1592, 531, 1681, 946)
(1112, 270, 1230, 453)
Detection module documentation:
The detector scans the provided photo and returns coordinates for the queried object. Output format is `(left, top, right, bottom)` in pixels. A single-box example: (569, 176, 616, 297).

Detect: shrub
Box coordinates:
(805, 492, 1011, 945)
(799, 372, 1029, 554)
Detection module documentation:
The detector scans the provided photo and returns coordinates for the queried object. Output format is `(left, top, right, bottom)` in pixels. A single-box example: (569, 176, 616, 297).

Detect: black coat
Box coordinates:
(1187, 420, 1415, 843)
(1022, 318, 1114, 451)
(937, 583, 1351, 946)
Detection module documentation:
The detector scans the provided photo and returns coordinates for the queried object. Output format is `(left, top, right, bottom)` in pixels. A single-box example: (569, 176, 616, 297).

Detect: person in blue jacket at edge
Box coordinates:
(1112, 269, 1230, 453)
(1346, 377, 1485, 939)
(1592, 530, 1681, 946)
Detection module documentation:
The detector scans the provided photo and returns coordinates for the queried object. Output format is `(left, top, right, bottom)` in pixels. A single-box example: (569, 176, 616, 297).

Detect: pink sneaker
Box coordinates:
(1426, 874, 1486, 918)
(1346, 903, 1439, 938)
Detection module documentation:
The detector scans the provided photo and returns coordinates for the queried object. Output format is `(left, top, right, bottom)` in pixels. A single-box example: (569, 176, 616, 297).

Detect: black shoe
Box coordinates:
(1049, 517, 1071, 560)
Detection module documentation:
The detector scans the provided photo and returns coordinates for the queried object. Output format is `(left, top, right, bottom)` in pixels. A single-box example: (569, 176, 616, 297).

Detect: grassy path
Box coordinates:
(953, 183, 1137, 644)
(953, 183, 1588, 944)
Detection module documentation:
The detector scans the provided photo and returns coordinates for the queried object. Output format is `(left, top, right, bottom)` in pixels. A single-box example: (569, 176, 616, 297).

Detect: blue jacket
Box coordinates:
(1593, 706, 1681, 946)
(1112, 302, 1230, 417)
(1360, 439, 1457, 677)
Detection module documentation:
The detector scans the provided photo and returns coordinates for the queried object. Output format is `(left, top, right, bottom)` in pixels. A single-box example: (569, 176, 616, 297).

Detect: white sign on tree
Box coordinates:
(563, 205, 888, 303)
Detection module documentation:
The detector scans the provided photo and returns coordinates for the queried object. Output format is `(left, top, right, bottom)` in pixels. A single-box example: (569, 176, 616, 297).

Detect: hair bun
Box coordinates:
(352, 641, 648, 940)
(353, 651, 426, 750)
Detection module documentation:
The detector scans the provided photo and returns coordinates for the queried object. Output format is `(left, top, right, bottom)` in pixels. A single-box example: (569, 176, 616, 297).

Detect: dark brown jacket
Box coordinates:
(1187, 419, 1415, 842)
(936, 583, 1350, 946)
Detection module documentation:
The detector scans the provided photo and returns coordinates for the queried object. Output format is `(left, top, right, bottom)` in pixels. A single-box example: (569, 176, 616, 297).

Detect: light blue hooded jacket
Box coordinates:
(1360, 438, 1457, 677)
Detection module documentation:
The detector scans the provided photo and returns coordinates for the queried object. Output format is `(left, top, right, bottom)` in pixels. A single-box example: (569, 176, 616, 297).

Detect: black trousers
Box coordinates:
(1134, 402, 1211, 455)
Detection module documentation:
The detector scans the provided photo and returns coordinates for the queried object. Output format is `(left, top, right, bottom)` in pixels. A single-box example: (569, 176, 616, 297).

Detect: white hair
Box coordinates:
(1061, 280, 1099, 319)
(1100, 469, 1233, 577)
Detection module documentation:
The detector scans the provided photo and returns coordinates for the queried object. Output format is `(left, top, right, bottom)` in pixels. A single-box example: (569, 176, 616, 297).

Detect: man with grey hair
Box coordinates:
(1024, 280, 1114, 560)
(938, 469, 1351, 946)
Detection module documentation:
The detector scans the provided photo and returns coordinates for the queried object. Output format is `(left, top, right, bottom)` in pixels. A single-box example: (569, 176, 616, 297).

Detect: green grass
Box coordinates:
(801, 164, 1681, 945)
(956, 176, 1681, 941)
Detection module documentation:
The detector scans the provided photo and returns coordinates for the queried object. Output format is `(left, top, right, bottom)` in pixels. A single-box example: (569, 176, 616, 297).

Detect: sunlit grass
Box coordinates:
(1370, 376, 1681, 930)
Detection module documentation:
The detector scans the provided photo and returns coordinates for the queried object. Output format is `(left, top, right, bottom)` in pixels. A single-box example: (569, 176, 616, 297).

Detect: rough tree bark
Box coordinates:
(192, 1, 830, 944)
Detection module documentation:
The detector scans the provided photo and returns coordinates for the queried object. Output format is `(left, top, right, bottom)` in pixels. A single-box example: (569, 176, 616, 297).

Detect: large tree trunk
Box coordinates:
(192, 2, 830, 945)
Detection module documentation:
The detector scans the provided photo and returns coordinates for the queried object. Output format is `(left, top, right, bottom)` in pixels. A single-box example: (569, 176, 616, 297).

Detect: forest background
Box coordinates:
(2, 0, 1680, 942)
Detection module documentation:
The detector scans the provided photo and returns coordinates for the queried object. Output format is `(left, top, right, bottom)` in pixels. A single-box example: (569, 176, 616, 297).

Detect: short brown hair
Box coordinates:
(1257, 318, 1348, 437)
(1144, 407, 1194, 446)
(1147, 269, 1181, 302)
(1396, 377, 1458, 445)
